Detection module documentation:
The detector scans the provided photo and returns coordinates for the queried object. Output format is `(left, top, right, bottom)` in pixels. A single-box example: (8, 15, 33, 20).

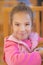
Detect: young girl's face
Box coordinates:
(12, 12, 32, 40)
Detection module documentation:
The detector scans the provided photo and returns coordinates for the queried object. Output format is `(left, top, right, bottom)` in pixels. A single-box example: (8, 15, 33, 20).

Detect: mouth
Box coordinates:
(19, 33, 26, 36)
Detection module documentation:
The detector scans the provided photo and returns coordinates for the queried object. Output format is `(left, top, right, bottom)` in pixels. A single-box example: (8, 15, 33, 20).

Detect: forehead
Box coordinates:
(12, 11, 31, 22)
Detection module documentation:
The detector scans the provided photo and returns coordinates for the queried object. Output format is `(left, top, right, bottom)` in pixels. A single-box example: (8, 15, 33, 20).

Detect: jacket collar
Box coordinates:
(7, 34, 31, 52)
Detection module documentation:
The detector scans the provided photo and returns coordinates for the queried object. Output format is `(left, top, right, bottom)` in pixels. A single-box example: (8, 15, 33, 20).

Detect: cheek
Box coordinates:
(26, 27, 32, 36)
(26, 26, 32, 32)
(13, 28, 18, 33)
(13, 26, 20, 34)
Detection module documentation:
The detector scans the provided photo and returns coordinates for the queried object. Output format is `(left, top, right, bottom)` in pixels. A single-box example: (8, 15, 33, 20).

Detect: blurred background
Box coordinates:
(0, 0, 43, 65)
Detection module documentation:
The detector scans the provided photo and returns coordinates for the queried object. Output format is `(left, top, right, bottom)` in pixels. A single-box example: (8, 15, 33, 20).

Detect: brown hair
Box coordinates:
(10, 2, 34, 25)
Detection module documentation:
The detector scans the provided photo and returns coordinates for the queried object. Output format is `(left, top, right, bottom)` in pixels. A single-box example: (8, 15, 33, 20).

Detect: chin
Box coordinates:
(19, 37, 27, 40)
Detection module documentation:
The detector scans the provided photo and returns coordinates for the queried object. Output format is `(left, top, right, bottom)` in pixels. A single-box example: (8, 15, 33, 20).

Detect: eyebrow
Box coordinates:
(14, 21, 21, 24)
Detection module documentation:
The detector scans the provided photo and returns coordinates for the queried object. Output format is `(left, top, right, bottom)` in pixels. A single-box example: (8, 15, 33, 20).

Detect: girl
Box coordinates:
(4, 2, 43, 65)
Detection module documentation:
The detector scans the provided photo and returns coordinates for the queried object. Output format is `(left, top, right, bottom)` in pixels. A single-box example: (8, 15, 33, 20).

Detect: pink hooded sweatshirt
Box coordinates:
(4, 32, 42, 65)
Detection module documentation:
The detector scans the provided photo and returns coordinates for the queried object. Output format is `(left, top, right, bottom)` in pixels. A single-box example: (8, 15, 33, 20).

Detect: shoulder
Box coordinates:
(4, 35, 18, 48)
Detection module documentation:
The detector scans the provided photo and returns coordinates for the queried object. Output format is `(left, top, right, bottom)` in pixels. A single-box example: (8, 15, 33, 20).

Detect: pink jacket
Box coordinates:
(4, 32, 42, 65)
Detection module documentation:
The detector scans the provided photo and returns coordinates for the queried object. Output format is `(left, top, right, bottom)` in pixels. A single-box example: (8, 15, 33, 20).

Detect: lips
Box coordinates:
(19, 33, 25, 36)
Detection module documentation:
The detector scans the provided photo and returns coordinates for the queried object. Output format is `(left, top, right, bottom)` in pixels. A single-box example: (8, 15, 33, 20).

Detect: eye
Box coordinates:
(15, 23, 20, 26)
(25, 23, 30, 26)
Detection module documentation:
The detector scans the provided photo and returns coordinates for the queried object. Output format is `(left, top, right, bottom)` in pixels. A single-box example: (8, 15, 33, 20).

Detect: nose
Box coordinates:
(20, 25, 25, 32)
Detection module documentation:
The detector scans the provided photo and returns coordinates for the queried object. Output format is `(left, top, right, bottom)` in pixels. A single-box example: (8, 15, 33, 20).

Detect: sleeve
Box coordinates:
(4, 41, 41, 65)
(29, 32, 40, 50)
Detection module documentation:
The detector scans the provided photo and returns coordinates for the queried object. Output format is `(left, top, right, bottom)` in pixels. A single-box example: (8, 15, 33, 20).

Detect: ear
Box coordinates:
(32, 20, 36, 32)
(9, 24, 13, 35)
